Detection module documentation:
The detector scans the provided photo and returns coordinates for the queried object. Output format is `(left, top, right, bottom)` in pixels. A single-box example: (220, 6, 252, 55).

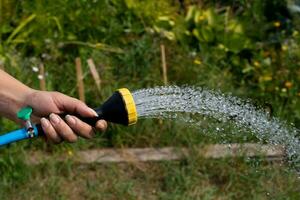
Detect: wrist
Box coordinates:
(19, 87, 36, 108)
(0, 85, 35, 121)
(0, 70, 37, 122)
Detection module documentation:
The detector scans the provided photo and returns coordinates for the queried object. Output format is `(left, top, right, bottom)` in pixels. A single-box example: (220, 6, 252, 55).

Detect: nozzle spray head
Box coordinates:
(95, 88, 137, 126)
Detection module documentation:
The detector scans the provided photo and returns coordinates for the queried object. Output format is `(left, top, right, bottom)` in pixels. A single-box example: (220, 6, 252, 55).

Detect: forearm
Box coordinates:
(0, 70, 34, 121)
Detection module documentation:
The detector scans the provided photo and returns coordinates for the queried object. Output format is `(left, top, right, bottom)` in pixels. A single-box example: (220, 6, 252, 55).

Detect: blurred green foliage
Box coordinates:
(154, 0, 300, 98)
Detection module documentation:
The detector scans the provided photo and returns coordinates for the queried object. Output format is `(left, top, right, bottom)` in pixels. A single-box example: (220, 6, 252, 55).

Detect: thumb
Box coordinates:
(54, 92, 98, 118)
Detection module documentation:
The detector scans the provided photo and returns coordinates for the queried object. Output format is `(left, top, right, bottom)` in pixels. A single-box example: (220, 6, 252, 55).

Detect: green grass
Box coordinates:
(0, 0, 300, 199)
(0, 153, 299, 200)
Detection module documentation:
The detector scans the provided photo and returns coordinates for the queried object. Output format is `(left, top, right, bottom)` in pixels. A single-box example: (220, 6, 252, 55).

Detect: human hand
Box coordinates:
(24, 90, 107, 143)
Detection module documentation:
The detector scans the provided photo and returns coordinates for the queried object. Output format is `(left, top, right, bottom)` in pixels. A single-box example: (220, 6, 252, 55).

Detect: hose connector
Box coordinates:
(17, 107, 36, 138)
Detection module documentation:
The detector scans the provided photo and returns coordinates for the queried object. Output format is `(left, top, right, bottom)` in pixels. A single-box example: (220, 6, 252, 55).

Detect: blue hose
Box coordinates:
(0, 125, 39, 146)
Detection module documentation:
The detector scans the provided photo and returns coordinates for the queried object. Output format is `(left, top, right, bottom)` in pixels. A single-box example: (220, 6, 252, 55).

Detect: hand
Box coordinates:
(24, 90, 107, 143)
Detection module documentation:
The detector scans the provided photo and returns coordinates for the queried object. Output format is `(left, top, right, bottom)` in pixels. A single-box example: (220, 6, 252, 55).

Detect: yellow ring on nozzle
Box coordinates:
(117, 88, 138, 125)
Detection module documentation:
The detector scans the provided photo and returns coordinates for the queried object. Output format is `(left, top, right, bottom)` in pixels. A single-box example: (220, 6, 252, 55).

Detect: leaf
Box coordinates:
(227, 19, 244, 34)
(5, 13, 36, 44)
(163, 31, 176, 41)
(192, 28, 202, 41)
(242, 64, 254, 73)
(204, 8, 217, 26)
(63, 41, 124, 53)
(125, 0, 135, 9)
(222, 32, 252, 53)
(201, 26, 214, 42)
(194, 10, 202, 24)
(1, 24, 14, 34)
(185, 6, 196, 22)
(52, 16, 64, 37)
(156, 16, 174, 30)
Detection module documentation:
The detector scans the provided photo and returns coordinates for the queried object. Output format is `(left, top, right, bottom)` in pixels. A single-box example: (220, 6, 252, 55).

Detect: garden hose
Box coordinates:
(0, 88, 137, 146)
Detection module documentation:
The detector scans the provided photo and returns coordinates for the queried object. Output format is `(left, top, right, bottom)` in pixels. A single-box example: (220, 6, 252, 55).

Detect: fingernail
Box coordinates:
(66, 115, 76, 125)
(89, 108, 98, 117)
(41, 118, 49, 128)
(50, 113, 60, 124)
(97, 120, 106, 131)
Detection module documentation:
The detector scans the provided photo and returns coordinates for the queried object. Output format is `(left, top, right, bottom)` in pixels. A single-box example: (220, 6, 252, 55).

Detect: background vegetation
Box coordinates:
(0, 0, 299, 199)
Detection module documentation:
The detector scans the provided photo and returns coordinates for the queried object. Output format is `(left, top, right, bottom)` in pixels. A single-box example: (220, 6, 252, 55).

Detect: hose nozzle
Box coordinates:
(57, 88, 138, 127)
(95, 88, 138, 126)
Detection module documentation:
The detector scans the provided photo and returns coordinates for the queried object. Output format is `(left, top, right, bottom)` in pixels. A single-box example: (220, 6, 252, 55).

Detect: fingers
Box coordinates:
(54, 92, 98, 118)
(65, 116, 108, 138)
(41, 113, 108, 144)
(95, 120, 107, 132)
(65, 115, 95, 139)
(41, 114, 78, 143)
(41, 118, 62, 143)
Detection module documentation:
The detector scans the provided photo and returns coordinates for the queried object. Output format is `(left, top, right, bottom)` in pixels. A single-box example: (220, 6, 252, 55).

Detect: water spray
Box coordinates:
(0, 88, 137, 146)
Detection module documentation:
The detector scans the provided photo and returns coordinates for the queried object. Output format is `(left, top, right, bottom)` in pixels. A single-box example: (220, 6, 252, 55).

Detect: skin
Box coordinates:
(0, 70, 107, 143)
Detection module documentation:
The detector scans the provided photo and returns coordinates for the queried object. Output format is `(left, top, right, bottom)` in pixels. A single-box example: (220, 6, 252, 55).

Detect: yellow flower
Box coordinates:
(297, 92, 300, 97)
(218, 44, 225, 49)
(284, 81, 293, 89)
(194, 59, 202, 65)
(274, 21, 281, 28)
(198, 15, 205, 21)
(293, 30, 299, 37)
(254, 61, 260, 67)
(67, 150, 74, 156)
(262, 75, 272, 81)
(282, 45, 288, 51)
(185, 30, 191, 36)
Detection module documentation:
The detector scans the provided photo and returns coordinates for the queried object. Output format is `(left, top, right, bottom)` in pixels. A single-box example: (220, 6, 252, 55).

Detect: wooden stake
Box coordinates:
(39, 63, 46, 91)
(75, 57, 85, 102)
(160, 44, 168, 85)
(26, 144, 285, 165)
(87, 58, 101, 91)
